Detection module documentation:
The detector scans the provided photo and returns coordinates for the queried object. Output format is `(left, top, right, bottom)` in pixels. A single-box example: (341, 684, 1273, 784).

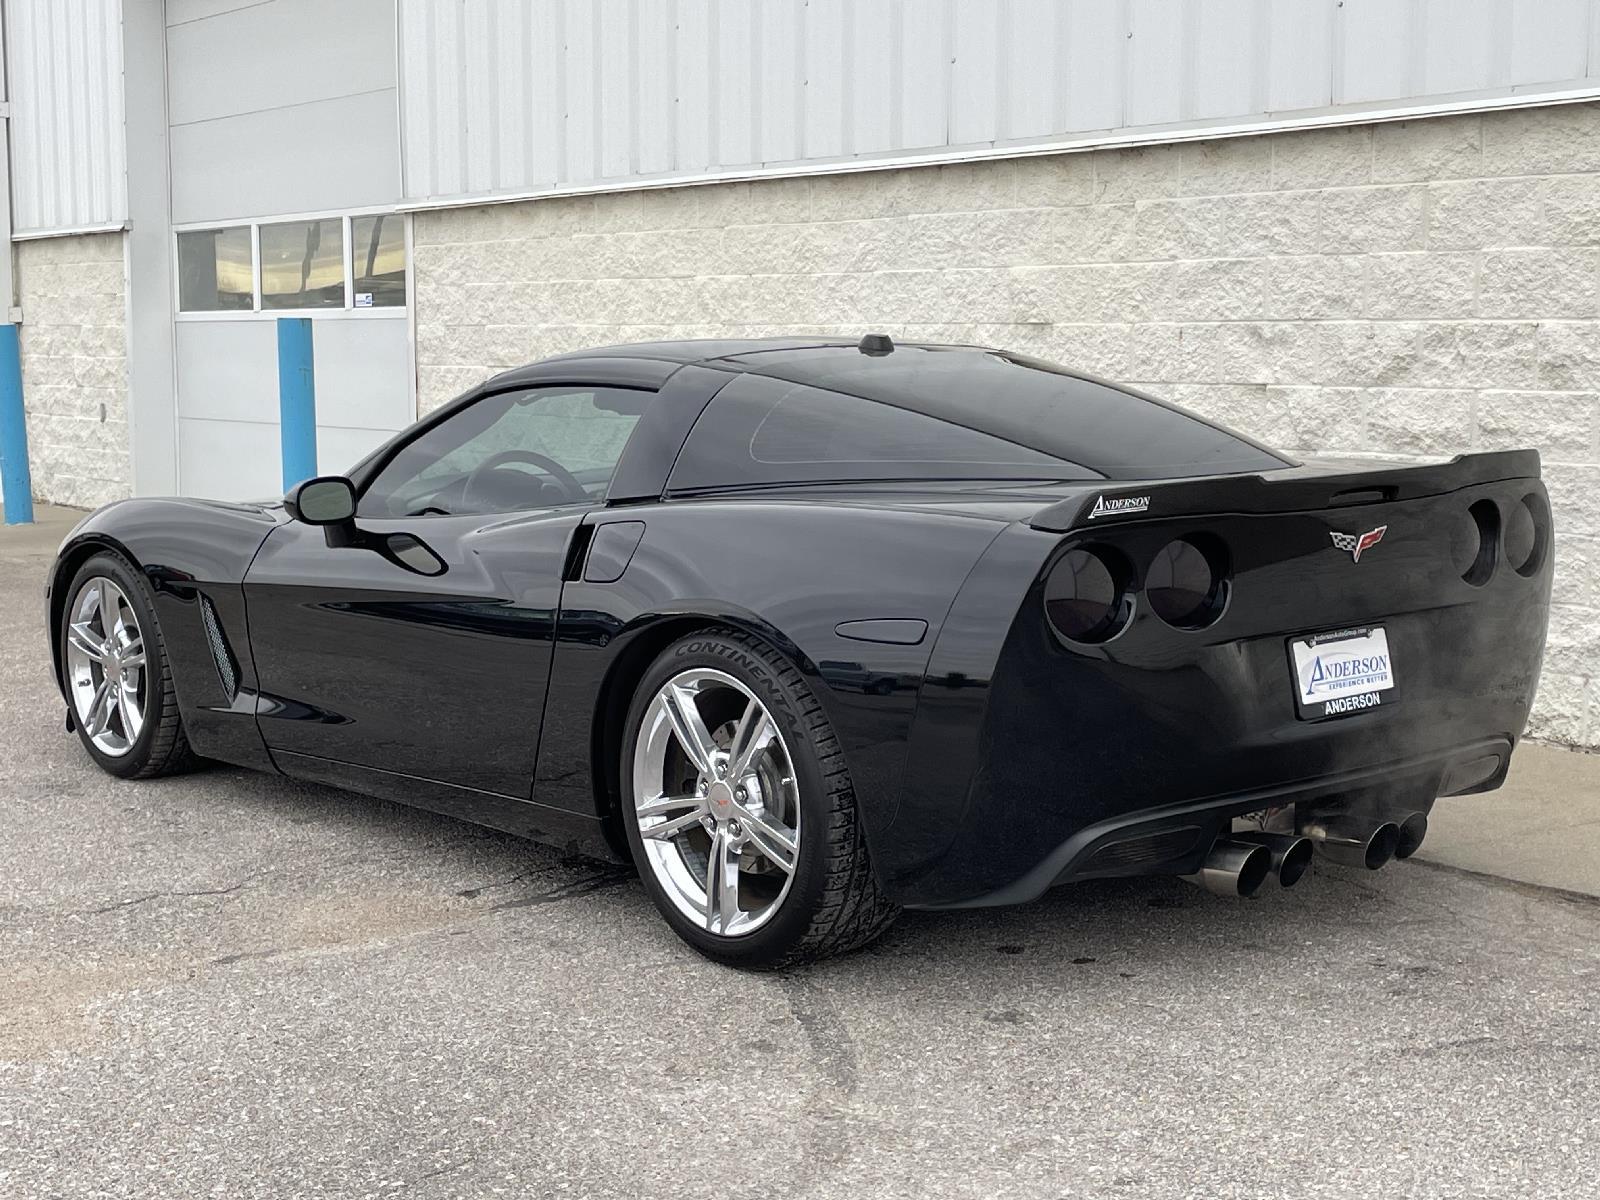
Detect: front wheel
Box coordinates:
(61, 552, 198, 779)
(620, 629, 899, 968)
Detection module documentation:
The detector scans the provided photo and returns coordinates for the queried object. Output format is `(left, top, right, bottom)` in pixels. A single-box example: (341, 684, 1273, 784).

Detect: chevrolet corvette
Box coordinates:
(46, 337, 1552, 965)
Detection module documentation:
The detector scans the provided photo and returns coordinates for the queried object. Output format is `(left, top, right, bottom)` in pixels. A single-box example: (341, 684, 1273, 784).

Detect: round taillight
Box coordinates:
(1044, 547, 1131, 644)
(1459, 499, 1499, 587)
(1503, 493, 1549, 578)
(1147, 535, 1229, 629)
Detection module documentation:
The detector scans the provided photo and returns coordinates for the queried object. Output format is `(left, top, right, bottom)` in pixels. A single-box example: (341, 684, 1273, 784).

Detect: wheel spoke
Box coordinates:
(636, 794, 702, 820)
(66, 621, 106, 662)
(727, 700, 775, 781)
(115, 622, 145, 663)
(119, 679, 144, 740)
(639, 809, 707, 841)
(87, 578, 107, 624)
(659, 683, 717, 776)
(739, 810, 798, 874)
(84, 681, 113, 737)
(705, 826, 742, 933)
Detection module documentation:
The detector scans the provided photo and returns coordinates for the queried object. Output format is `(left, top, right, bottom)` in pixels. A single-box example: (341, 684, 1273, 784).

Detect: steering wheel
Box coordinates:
(462, 450, 588, 508)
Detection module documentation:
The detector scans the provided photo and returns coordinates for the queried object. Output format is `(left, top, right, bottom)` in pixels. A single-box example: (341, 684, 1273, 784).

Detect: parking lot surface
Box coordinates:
(4, 517, 1600, 1199)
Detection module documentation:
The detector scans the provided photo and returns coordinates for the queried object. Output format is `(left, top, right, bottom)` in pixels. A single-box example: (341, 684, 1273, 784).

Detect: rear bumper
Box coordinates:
(909, 735, 1511, 909)
(876, 470, 1550, 909)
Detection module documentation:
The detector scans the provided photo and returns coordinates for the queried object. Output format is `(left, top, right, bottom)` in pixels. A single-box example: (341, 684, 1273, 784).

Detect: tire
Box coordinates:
(60, 551, 199, 780)
(620, 628, 900, 968)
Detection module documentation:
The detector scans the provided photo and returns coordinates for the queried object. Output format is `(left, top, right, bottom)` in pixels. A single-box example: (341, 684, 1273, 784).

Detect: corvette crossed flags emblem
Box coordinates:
(1328, 525, 1388, 563)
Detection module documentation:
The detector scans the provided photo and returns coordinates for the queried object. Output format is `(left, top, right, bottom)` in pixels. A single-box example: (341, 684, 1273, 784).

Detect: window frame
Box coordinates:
(349, 213, 409, 310)
(173, 224, 255, 313)
(354, 382, 661, 520)
(172, 205, 409, 321)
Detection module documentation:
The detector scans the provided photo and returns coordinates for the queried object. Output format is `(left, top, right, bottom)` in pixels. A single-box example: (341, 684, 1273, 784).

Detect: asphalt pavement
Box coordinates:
(4, 506, 1600, 1199)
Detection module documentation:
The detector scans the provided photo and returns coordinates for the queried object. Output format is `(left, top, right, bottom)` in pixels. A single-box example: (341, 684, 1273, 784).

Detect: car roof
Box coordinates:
(486, 335, 1023, 393)
(531, 336, 881, 367)
(353, 336, 1290, 496)
(494, 336, 1197, 428)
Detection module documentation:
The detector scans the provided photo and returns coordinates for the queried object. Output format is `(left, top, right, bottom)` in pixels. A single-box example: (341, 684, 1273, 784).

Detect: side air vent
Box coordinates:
(199, 593, 239, 700)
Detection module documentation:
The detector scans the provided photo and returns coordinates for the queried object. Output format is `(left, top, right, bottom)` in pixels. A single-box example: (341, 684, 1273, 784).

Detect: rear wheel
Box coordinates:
(61, 552, 198, 779)
(621, 629, 899, 968)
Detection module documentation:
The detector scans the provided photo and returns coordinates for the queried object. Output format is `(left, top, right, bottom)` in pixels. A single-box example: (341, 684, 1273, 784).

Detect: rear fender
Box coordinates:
(530, 500, 1009, 877)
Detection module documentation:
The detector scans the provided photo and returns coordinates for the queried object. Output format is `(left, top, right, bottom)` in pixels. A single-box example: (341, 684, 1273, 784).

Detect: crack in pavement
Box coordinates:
(486, 869, 634, 911)
(210, 948, 284, 967)
(456, 869, 536, 899)
(84, 874, 261, 916)
(776, 974, 861, 1197)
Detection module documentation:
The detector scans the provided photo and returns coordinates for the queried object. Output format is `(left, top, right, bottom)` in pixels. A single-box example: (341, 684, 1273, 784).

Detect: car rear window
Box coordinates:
(668, 348, 1289, 491)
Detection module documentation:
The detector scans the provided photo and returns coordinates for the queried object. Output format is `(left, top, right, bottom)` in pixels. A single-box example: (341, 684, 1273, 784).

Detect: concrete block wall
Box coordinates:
(414, 102, 1600, 747)
(14, 231, 130, 510)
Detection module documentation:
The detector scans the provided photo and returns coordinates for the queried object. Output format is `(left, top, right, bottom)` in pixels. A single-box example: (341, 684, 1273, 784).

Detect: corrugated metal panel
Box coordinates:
(1512, 0, 1591, 82)
(7, 0, 127, 236)
(1267, 0, 1335, 113)
(398, 0, 1600, 207)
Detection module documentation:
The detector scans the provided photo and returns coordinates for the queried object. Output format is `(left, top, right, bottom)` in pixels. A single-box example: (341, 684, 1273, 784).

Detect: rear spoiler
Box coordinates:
(1027, 450, 1542, 533)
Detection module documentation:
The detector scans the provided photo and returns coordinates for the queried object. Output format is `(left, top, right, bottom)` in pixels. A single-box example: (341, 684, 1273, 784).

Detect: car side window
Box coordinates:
(667, 373, 1090, 492)
(359, 386, 651, 518)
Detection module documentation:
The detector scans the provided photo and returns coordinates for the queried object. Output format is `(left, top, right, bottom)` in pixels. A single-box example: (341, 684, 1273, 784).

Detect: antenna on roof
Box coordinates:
(857, 333, 894, 357)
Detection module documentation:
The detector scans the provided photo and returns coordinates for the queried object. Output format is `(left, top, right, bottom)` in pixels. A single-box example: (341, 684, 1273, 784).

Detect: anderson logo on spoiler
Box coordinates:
(1087, 493, 1150, 520)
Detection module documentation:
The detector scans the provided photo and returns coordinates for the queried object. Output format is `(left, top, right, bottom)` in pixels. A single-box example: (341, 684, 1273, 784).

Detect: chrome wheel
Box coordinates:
(632, 668, 801, 936)
(65, 577, 148, 757)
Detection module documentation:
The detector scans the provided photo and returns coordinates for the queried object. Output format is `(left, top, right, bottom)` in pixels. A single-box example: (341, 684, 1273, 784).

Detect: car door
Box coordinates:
(242, 382, 654, 798)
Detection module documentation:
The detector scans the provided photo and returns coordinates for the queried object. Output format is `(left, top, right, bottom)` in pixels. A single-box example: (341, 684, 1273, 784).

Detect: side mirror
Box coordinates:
(285, 476, 356, 526)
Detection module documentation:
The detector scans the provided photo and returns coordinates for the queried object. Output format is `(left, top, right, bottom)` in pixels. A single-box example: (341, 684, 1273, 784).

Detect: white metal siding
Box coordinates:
(6, 0, 126, 237)
(398, 0, 1600, 207)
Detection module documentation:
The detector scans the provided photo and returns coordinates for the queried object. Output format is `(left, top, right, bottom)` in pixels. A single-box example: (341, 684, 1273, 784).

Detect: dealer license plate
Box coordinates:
(1289, 627, 1395, 720)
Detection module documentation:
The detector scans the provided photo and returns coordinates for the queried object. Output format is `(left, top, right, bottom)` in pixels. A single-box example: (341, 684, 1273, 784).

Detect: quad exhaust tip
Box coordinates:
(1304, 818, 1401, 871)
(1181, 838, 1274, 899)
(1232, 831, 1315, 889)
(1181, 817, 1412, 897)
(1394, 812, 1428, 860)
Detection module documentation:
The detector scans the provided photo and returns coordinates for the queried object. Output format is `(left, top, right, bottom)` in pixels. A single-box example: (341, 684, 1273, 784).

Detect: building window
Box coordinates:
(175, 212, 406, 314)
(260, 218, 346, 310)
(351, 214, 407, 308)
(177, 226, 253, 311)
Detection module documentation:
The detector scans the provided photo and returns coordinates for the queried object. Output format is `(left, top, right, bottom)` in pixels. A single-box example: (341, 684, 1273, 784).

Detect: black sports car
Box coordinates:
(46, 337, 1552, 966)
